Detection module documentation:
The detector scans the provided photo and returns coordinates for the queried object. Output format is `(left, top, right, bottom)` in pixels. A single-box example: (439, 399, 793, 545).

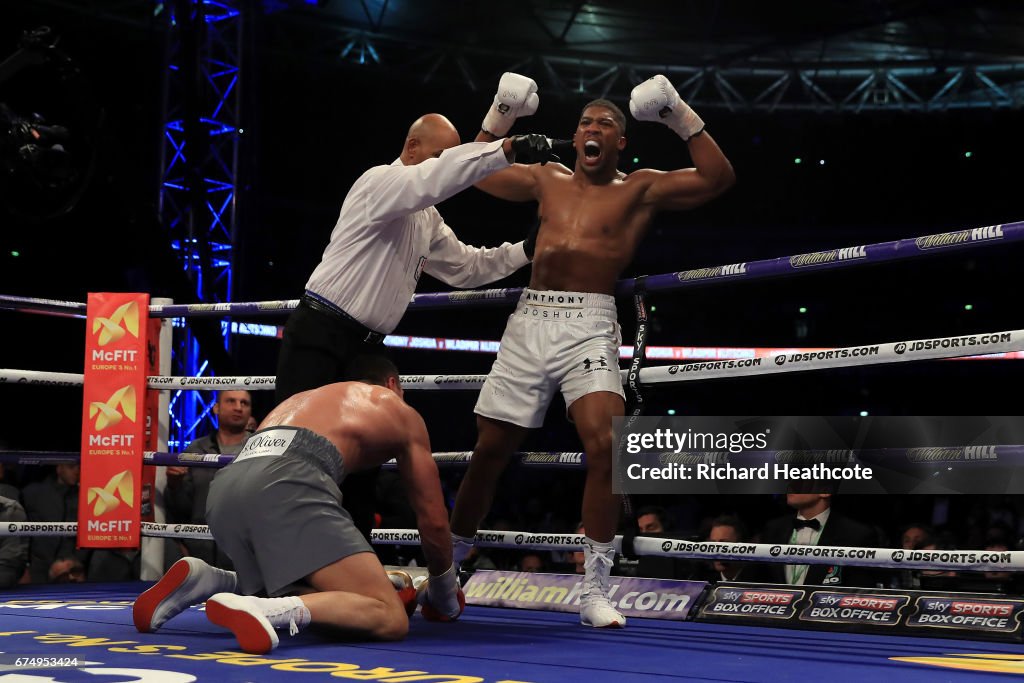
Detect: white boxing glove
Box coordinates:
(481, 72, 539, 137)
(629, 75, 705, 141)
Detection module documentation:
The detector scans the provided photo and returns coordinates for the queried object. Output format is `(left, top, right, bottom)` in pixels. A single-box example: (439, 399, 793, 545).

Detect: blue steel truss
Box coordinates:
(158, 0, 242, 450)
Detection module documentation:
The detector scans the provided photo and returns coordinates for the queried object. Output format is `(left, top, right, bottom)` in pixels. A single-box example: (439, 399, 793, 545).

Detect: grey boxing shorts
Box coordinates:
(206, 426, 373, 597)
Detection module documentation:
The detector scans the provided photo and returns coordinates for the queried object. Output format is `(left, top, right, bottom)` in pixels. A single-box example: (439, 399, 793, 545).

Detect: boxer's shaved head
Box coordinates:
(403, 113, 461, 165)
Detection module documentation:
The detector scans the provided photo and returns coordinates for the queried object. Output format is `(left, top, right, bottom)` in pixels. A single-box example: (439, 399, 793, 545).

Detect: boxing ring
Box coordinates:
(3, 582, 1024, 681)
(2, 219, 1024, 682)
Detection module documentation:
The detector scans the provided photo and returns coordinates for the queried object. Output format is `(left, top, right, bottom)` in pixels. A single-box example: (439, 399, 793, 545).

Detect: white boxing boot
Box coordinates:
(579, 537, 626, 628)
(133, 557, 237, 633)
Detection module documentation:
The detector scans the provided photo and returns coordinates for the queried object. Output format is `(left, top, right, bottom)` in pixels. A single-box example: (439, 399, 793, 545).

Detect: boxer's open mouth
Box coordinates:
(583, 140, 601, 162)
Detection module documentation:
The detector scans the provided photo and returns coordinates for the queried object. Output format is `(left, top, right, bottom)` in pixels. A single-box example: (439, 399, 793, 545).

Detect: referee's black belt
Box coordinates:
(300, 292, 386, 345)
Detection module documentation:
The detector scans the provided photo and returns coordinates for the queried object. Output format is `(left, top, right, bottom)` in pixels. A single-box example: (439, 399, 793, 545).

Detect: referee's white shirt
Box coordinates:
(305, 139, 529, 334)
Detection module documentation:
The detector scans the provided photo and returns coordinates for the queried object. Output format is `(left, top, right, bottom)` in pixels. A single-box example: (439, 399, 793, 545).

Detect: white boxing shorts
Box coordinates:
(475, 289, 625, 428)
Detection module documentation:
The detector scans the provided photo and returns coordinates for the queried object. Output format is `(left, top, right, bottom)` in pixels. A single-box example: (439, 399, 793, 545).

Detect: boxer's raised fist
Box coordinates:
(509, 134, 567, 165)
(482, 72, 539, 137)
(629, 75, 704, 141)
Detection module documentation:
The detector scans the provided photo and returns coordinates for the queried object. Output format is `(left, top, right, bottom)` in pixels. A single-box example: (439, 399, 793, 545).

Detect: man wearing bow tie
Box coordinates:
(759, 490, 881, 587)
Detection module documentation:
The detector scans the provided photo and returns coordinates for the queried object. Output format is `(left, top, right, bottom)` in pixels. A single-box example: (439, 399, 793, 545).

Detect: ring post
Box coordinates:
(141, 297, 173, 579)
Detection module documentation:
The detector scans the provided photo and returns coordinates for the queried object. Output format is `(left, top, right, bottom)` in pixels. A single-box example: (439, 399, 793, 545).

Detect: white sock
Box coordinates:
(452, 532, 475, 565)
(583, 536, 615, 594)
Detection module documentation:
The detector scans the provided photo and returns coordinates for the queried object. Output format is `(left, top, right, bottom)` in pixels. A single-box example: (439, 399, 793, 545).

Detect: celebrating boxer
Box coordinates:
(134, 357, 463, 654)
(450, 73, 736, 628)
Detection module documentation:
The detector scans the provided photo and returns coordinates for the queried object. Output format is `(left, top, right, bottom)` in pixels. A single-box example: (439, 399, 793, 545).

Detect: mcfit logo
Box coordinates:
(89, 385, 137, 430)
(87, 470, 134, 515)
(92, 301, 140, 347)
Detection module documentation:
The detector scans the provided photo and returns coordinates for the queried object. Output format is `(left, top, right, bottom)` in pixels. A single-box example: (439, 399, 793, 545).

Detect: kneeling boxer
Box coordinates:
(133, 356, 461, 653)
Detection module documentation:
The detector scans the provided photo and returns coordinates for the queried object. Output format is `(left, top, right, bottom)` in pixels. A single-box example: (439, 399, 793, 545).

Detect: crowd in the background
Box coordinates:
(3, 425, 1022, 593)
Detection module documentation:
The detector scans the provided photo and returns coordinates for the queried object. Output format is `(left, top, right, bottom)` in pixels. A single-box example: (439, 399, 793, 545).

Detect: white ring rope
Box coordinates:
(1, 523, 1019, 572)
(0, 370, 85, 387)
(3, 326, 1023, 391)
(642, 330, 1024, 384)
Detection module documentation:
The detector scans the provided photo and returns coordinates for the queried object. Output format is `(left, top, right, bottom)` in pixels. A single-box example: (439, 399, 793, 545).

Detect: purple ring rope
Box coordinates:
(5, 446, 1024, 468)
(410, 221, 1024, 308)
(2, 221, 1019, 318)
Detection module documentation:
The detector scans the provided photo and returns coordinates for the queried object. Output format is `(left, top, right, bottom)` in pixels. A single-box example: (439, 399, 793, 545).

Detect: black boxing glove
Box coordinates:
(509, 135, 571, 165)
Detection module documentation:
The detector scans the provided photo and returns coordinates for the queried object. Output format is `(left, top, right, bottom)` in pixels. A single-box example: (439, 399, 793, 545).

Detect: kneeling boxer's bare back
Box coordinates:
(450, 73, 736, 628)
(134, 358, 462, 653)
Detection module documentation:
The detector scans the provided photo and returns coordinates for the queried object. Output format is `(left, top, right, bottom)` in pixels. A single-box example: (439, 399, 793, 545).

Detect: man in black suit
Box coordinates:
(759, 490, 880, 588)
(696, 515, 754, 583)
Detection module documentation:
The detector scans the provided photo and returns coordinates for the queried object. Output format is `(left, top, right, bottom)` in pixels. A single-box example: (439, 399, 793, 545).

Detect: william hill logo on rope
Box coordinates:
(464, 571, 704, 621)
(915, 224, 1004, 250)
(675, 262, 748, 282)
(700, 586, 804, 620)
(789, 245, 867, 268)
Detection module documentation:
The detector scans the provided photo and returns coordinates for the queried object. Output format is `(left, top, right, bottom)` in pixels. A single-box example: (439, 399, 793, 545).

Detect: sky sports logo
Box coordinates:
(705, 588, 802, 618)
(801, 593, 906, 624)
(909, 596, 1022, 631)
(893, 333, 1012, 355)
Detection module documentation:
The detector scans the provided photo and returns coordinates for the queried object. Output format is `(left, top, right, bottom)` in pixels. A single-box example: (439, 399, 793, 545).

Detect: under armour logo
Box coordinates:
(582, 356, 609, 370)
(87, 470, 134, 515)
(89, 385, 137, 430)
(92, 301, 140, 347)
